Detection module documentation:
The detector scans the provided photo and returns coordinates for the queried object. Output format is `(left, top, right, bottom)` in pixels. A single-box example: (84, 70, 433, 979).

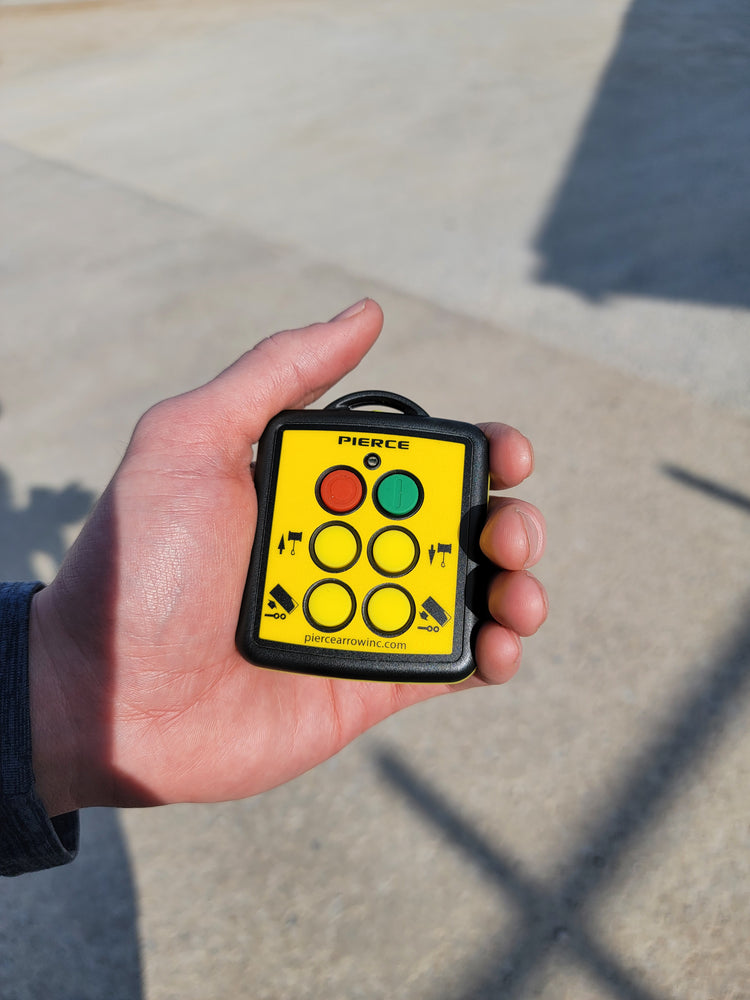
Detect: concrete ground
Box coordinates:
(1, 1, 749, 998)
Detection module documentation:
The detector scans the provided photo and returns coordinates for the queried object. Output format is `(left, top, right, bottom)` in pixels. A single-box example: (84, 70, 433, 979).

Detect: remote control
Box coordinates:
(236, 391, 489, 682)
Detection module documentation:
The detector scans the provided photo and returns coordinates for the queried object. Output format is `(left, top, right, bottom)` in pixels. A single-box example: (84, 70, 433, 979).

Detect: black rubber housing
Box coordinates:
(236, 391, 489, 682)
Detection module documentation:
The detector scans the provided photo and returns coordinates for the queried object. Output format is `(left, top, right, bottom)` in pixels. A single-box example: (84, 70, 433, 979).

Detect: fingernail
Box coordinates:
(538, 579, 550, 620)
(517, 509, 543, 567)
(330, 298, 368, 322)
(524, 436, 535, 477)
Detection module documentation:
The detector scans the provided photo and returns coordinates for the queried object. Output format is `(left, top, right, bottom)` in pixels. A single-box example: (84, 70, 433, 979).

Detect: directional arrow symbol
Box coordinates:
(428, 545, 436, 565)
(278, 535, 286, 555)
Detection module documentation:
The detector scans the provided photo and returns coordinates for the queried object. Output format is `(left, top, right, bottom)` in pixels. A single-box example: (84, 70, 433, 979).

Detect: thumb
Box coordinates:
(195, 298, 383, 443)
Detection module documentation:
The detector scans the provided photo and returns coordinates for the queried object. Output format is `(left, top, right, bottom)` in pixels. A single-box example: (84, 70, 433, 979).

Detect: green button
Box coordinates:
(376, 473, 421, 517)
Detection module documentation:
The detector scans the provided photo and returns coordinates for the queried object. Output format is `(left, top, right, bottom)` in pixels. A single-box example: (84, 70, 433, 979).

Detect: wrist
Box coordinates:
(28, 585, 106, 816)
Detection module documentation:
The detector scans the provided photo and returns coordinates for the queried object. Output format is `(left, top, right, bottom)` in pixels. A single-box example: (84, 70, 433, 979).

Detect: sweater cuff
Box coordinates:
(0, 582, 79, 876)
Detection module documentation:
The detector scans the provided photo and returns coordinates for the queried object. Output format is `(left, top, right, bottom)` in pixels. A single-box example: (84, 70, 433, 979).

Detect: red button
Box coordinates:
(319, 468, 364, 513)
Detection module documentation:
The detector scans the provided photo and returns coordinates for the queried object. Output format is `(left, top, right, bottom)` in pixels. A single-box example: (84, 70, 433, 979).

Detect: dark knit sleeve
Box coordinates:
(0, 582, 79, 876)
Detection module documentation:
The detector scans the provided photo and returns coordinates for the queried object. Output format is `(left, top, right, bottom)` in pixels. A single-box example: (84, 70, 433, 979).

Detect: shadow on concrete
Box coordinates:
(375, 470, 750, 998)
(661, 464, 750, 514)
(0, 811, 143, 1000)
(534, 0, 750, 306)
(0, 433, 144, 1000)
(0, 466, 94, 581)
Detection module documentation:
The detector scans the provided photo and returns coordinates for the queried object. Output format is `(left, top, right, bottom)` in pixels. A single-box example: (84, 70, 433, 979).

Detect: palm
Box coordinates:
(64, 424, 435, 808)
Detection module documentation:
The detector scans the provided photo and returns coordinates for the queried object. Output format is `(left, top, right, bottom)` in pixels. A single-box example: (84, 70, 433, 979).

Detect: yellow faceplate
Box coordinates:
(258, 429, 467, 657)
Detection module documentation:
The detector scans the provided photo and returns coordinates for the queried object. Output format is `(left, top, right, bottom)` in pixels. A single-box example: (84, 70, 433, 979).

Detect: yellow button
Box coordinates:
(312, 523, 361, 572)
(370, 528, 418, 576)
(364, 585, 415, 636)
(305, 581, 356, 631)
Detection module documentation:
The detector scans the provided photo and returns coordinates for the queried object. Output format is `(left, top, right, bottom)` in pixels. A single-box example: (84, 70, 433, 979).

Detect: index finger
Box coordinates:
(477, 422, 535, 491)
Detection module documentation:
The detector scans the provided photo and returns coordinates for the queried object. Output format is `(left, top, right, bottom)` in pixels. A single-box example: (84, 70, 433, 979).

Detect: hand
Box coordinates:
(29, 300, 547, 816)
